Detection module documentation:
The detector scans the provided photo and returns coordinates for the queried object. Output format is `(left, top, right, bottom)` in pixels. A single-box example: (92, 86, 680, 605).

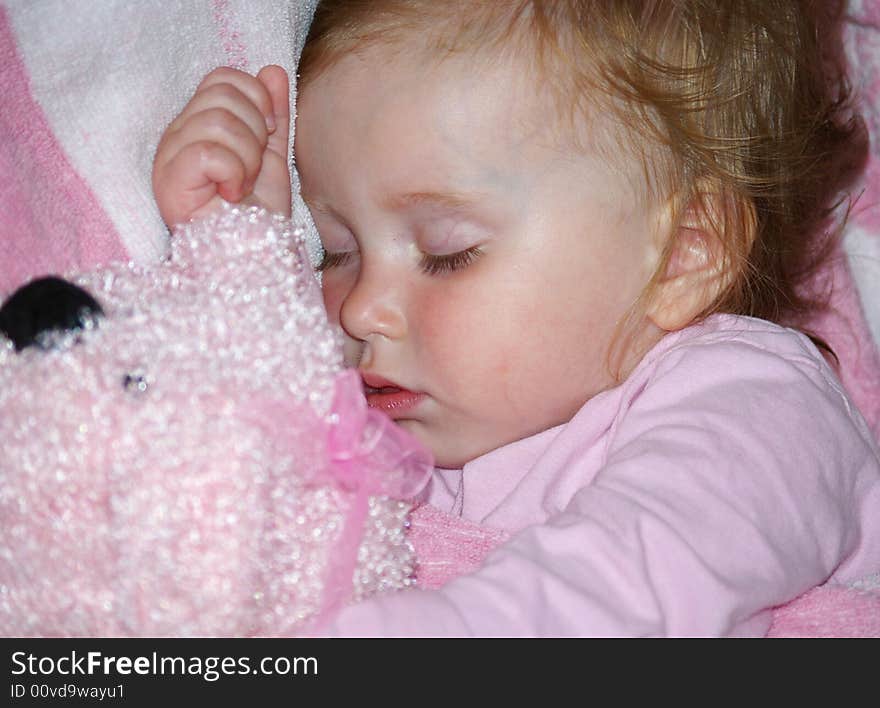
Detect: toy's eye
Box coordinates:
(0, 276, 103, 351)
(122, 372, 149, 395)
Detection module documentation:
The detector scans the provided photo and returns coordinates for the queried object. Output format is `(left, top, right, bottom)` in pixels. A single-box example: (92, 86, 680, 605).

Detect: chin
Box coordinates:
(395, 420, 456, 469)
(397, 419, 507, 470)
(432, 438, 496, 471)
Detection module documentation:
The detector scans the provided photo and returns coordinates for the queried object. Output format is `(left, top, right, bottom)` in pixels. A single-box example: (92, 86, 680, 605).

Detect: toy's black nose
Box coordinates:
(0, 276, 104, 351)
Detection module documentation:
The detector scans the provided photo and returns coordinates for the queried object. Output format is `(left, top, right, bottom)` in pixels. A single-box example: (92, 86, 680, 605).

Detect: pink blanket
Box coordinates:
(1, 0, 879, 637)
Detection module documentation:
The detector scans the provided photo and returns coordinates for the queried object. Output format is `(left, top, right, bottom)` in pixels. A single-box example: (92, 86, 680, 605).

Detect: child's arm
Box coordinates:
(152, 66, 291, 228)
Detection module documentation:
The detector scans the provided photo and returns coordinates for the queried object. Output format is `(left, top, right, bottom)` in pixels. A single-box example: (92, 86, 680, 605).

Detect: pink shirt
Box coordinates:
(323, 315, 880, 636)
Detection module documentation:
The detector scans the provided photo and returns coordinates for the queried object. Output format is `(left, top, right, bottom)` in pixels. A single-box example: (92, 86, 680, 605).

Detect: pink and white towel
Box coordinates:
(0, 0, 318, 291)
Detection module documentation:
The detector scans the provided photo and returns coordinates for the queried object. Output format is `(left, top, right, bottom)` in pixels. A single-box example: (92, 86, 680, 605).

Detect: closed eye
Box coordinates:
(317, 250, 355, 272)
(419, 246, 483, 276)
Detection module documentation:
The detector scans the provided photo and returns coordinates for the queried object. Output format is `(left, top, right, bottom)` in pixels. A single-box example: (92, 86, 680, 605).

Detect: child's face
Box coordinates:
(296, 43, 664, 468)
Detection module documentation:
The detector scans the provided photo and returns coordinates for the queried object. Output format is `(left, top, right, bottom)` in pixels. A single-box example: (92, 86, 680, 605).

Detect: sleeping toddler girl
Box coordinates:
(153, 0, 880, 636)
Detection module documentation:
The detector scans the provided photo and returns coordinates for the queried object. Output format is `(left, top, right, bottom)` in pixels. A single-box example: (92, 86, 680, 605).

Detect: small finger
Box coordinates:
(169, 83, 270, 150)
(155, 141, 247, 225)
(196, 66, 275, 132)
(257, 65, 290, 159)
(161, 108, 266, 190)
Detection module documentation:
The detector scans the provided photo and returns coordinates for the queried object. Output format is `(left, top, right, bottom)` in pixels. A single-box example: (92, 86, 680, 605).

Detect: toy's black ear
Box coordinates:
(0, 276, 104, 351)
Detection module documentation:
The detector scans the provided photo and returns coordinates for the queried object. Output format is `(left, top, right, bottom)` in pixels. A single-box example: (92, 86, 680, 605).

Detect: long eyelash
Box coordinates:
(419, 246, 483, 276)
(317, 251, 354, 272)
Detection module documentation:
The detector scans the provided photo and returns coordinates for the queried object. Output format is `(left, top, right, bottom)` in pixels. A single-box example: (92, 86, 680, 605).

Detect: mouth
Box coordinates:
(361, 372, 425, 419)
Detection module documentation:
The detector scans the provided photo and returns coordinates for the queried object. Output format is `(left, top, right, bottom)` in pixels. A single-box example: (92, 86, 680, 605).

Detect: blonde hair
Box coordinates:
(300, 0, 866, 354)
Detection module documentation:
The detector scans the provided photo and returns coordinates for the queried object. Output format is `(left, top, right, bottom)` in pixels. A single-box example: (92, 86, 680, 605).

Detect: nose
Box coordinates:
(338, 262, 407, 343)
(0, 276, 104, 351)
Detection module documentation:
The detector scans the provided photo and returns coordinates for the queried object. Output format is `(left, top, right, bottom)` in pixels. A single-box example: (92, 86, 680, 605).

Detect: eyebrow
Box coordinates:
(301, 190, 491, 218)
(381, 191, 486, 211)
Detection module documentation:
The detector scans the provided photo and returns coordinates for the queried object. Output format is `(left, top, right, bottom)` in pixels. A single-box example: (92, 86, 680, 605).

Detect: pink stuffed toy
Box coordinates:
(0, 205, 432, 637)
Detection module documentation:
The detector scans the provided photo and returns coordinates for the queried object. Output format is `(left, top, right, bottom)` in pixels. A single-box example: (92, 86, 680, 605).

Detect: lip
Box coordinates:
(360, 371, 425, 419)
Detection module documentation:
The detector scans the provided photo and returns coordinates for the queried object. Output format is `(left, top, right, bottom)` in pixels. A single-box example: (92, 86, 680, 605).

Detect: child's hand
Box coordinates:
(152, 65, 291, 227)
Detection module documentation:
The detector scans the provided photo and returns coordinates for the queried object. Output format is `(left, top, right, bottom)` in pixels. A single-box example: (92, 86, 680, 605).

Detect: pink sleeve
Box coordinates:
(321, 338, 880, 636)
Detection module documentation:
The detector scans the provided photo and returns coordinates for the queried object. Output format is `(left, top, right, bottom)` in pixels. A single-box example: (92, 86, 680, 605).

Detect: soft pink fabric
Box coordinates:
(409, 505, 510, 589)
(0, 6, 127, 294)
(307, 369, 435, 628)
(806, 252, 880, 437)
(849, 0, 880, 232)
(323, 316, 880, 636)
(0, 207, 432, 637)
(410, 505, 880, 638)
(768, 582, 880, 638)
(0, 1, 318, 272)
(812, 1, 880, 438)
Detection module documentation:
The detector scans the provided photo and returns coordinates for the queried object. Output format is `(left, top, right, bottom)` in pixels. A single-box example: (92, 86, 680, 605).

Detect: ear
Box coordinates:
(646, 189, 751, 332)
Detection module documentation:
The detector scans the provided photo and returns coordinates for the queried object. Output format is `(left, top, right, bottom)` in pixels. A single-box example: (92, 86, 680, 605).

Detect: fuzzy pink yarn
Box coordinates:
(0, 205, 432, 637)
(767, 579, 880, 638)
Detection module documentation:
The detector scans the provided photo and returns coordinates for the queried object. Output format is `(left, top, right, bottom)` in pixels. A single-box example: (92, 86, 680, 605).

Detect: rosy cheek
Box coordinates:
(411, 286, 483, 368)
(412, 298, 445, 343)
